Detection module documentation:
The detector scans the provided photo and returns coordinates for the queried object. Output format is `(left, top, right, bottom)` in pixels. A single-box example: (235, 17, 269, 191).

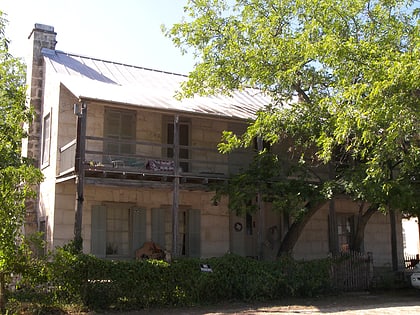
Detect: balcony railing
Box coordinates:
(58, 136, 254, 181)
(59, 139, 76, 175)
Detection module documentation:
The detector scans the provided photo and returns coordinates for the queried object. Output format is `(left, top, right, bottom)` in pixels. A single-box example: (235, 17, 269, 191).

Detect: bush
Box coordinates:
(8, 248, 334, 312)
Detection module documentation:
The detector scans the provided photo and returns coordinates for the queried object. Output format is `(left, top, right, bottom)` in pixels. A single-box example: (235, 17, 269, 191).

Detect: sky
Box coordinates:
(1, 0, 195, 74)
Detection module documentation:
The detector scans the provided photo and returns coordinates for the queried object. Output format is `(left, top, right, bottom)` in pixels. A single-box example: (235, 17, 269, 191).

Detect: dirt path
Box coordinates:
(107, 288, 420, 315)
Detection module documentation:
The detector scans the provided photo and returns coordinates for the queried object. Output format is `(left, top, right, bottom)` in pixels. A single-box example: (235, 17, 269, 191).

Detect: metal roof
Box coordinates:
(42, 48, 272, 120)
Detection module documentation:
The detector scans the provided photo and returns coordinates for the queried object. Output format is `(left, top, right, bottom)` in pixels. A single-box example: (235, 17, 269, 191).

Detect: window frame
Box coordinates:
(41, 111, 52, 168)
(91, 203, 146, 259)
(103, 107, 137, 157)
(336, 213, 355, 253)
(151, 206, 201, 257)
(163, 116, 191, 172)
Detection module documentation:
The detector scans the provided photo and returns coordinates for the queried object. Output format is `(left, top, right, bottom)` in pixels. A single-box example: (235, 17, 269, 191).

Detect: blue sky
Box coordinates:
(1, 0, 195, 74)
(2, 0, 419, 75)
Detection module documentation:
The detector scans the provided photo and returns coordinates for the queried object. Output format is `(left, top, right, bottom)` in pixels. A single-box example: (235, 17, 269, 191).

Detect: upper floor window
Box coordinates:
(41, 112, 51, 167)
(104, 108, 136, 156)
(164, 117, 190, 172)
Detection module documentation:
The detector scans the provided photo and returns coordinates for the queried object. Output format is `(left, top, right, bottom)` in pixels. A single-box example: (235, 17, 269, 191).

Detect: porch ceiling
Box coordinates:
(43, 48, 274, 120)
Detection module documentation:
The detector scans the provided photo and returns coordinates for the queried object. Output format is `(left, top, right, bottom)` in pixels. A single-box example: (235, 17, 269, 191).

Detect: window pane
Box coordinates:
(42, 113, 51, 165)
(337, 214, 352, 252)
(166, 121, 189, 171)
(104, 111, 121, 137)
(106, 207, 129, 256)
(121, 113, 136, 139)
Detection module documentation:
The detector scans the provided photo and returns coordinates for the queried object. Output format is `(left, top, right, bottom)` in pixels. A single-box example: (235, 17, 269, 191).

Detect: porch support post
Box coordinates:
(328, 199, 339, 254)
(256, 136, 264, 260)
(388, 165, 398, 271)
(74, 101, 87, 251)
(389, 208, 398, 271)
(172, 115, 180, 257)
(328, 162, 339, 255)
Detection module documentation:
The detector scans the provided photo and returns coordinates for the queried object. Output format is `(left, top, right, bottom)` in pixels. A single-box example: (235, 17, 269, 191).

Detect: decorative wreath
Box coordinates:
(234, 222, 243, 232)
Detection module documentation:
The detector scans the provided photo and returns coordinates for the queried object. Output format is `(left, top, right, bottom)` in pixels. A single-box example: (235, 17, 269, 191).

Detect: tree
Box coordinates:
(0, 13, 43, 313)
(166, 0, 420, 255)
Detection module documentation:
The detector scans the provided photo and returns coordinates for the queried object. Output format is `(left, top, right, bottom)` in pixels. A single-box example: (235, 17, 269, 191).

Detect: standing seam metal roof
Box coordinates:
(42, 48, 272, 119)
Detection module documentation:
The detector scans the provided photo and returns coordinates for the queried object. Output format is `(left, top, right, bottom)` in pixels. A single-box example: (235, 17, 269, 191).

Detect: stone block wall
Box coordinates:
(24, 24, 57, 237)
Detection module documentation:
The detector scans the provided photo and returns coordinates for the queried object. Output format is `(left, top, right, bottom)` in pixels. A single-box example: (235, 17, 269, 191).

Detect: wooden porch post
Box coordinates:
(390, 208, 398, 271)
(328, 199, 339, 254)
(328, 162, 339, 255)
(74, 102, 87, 251)
(172, 115, 180, 257)
(256, 136, 264, 259)
(388, 165, 399, 271)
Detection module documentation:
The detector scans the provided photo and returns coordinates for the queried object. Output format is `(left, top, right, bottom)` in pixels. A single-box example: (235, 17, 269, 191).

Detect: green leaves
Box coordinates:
(167, 0, 420, 215)
(0, 12, 43, 274)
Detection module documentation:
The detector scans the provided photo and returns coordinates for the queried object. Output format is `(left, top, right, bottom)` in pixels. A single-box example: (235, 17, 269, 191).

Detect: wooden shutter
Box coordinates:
(91, 205, 107, 257)
(104, 108, 136, 155)
(120, 111, 136, 154)
(227, 122, 252, 174)
(152, 208, 166, 248)
(188, 209, 201, 258)
(104, 109, 120, 155)
(132, 207, 147, 255)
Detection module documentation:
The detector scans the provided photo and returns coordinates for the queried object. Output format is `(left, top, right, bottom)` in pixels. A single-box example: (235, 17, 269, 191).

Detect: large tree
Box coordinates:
(166, 0, 420, 255)
(0, 13, 43, 312)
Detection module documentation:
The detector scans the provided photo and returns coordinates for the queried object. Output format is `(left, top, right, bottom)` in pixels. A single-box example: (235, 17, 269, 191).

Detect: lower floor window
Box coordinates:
(106, 207, 129, 256)
(91, 204, 201, 258)
(91, 204, 146, 258)
(337, 213, 354, 253)
(151, 208, 201, 257)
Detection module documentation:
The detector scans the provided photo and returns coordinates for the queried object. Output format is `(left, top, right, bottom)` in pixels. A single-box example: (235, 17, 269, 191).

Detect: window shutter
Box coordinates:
(328, 214, 337, 254)
(104, 108, 136, 155)
(351, 215, 363, 251)
(188, 209, 201, 258)
(152, 208, 166, 248)
(91, 205, 107, 257)
(132, 207, 147, 255)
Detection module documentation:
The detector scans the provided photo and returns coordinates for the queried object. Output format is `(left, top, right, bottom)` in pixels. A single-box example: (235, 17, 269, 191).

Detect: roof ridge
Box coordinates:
(53, 50, 189, 78)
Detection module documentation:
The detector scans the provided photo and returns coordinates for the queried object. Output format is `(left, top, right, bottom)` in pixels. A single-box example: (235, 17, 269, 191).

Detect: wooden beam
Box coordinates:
(172, 115, 180, 257)
(74, 102, 87, 251)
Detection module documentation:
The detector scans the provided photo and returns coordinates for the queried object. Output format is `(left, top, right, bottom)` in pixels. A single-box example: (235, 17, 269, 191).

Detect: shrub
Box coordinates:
(8, 248, 334, 312)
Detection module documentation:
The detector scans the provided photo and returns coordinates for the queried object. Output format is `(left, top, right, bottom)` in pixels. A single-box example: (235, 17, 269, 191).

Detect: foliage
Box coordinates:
(8, 248, 335, 312)
(166, 0, 420, 216)
(0, 11, 43, 313)
(213, 152, 325, 218)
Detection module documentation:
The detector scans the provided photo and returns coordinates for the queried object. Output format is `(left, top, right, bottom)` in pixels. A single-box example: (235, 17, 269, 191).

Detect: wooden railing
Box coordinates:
(58, 136, 253, 179)
(58, 139, 76, 175)
(404, 254, 420, 269)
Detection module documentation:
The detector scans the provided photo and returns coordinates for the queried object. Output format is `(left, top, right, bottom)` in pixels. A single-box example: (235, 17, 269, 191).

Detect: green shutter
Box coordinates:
(104, 108, 136, 155)
(188, 209, 201, 258)
(132, 207, 147, 255)
(91, 205, 106, 257)
(152, 208, 166, 248)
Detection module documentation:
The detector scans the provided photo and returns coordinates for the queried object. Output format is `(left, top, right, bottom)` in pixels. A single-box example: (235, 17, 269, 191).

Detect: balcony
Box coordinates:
(58, 136, 253, 188)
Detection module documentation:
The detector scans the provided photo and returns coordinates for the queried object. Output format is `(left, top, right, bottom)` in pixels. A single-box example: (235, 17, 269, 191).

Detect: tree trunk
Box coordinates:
(0, 272, 5, 314)
(352, 203, 378, 252)
(277, 201, 326, 256)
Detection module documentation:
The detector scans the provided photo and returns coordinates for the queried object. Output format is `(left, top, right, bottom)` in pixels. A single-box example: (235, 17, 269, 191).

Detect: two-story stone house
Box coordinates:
(23, 24, 404, 270)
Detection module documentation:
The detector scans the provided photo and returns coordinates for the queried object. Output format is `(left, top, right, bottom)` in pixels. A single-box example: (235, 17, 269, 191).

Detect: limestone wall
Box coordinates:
(52, 183, 230, 257)
(293, 198, 404, 268)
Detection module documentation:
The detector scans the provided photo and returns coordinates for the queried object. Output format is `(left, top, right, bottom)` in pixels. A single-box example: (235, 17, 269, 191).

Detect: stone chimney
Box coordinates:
(23, 24, 57, 238)
(24, 23, 57, 166)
